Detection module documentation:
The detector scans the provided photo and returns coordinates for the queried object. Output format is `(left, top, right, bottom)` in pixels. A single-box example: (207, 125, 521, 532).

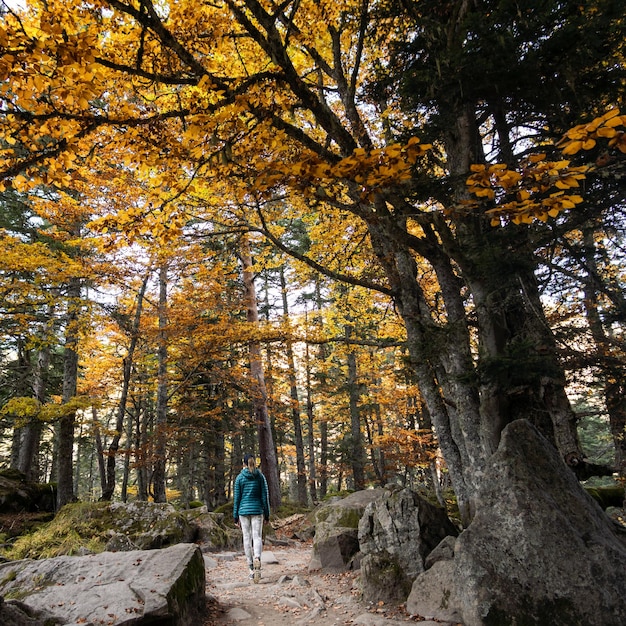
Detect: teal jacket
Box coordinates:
(233, 467, 270, 521)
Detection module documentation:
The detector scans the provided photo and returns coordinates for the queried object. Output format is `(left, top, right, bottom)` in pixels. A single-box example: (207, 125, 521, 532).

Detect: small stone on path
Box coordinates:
(225, 606, 253, 621)
(261, 549, 279, 564)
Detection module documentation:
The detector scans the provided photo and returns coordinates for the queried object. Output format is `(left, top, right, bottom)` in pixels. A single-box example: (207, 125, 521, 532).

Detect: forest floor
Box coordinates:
(202, 516, 427, 626)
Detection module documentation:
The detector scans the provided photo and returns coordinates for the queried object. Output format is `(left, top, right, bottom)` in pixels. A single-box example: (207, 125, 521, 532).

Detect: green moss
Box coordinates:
(166, 547, 206, 619)
(214, 501, 233, 518)
(1, 501, 197, 560)
(584, 485, 625, 509)
(336, 508, 363, 529)
(276, 502, 311, 517)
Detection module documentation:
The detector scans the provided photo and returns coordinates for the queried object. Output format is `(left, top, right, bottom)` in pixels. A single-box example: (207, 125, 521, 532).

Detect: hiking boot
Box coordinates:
(253, 557, 261, 583)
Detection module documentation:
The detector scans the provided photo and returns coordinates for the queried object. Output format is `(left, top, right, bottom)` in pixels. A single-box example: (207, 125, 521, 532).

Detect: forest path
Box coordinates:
(202, 541, 420, 625)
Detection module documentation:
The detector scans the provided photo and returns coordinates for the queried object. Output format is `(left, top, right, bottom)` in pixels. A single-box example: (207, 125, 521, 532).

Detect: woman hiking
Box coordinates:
(233, 453, 270, 582)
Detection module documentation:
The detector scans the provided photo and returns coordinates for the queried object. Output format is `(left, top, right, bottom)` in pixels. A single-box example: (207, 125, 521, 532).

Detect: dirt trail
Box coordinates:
(202, 541, 416, 625)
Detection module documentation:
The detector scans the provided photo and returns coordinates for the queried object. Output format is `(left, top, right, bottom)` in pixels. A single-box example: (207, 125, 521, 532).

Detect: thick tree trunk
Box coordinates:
(10, 340, 31, 472)
(367, 215, 474, 523)
(240, 237, 282, 510)
(17, 346, 49, 481)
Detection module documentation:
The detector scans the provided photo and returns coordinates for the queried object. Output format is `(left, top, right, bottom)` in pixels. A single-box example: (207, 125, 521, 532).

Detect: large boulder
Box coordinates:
(406, 420, 626, 626)
(358, 487, 458, 604)
(309, 489, 386, 571)
(0, 543, 206, 625)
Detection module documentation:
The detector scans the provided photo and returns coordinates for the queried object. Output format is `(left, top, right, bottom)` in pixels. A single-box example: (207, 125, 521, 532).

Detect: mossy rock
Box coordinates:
(584, 485, 625, 509)
(312, 489, 387, 529)
(0, 470, 56, 514)
(1, 501, 198, 560)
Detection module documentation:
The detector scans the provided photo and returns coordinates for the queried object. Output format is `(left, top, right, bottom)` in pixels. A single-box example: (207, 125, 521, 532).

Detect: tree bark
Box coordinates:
(152, 264, 169, 503)
(305, 329, 317, 503)
(346, 325, 366, 490)
(240, 236, 282, 510)
(17, 345, 49, 481)
(581, 226, 626, 481)
(102, 272, 149, 500)
(279, 266, 308, 505)
(57, 276, 81, 509)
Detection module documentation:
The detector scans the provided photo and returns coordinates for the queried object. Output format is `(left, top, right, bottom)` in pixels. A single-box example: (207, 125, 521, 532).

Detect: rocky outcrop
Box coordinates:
(0, 543, 206, 625)
(309, 489, 386, 571)
(406, 420, 626, 626)
(6, 500, 237, 559)
(358, 487, 458, 604)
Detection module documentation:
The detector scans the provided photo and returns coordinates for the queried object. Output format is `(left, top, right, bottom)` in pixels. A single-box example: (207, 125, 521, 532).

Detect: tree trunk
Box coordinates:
(121, 404, 134, 502)
(57, 276, 81, 509)
(240, 236, 282, 510)
(346, 325, 366, 490)
(93, 408, 107, 497)
(305, 330, 317, 503)
(102, 272, 149, 500)
(10, 340, 31, 471)
(152, 264, 169, 503)
(315, 281, 329, 499)
(280, 266, 308, 505)
(136, 401, 149, 501)
(17, 345, 49, 481)
(581, 227, 626, 482)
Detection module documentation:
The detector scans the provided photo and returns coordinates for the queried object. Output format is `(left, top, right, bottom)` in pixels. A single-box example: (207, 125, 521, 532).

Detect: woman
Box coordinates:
(233, 453, 270, 582)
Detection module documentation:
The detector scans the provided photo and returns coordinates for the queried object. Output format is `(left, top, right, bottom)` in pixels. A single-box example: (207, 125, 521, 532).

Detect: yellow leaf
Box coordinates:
(562, 141, 582, 155)
(600, 108, 621, 121)
(582, 138, 596, 150)
(596, 127, 616, 138)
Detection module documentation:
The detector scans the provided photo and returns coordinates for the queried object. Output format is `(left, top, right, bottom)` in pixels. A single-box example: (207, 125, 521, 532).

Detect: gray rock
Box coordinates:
(424, 534, 456, 569)
(203, 554, 218, 569)
(407, 419, 626, 625)
(406, 559, 462, 622)
(0, 543, 205, 625)
(358, 487, 458, 604)
(309, 489, 386, 571)
(278, 596, 303, 608)
(261, 549, 279, 564)
(225, 606, 252, 621)
(0, 596, 63, 626)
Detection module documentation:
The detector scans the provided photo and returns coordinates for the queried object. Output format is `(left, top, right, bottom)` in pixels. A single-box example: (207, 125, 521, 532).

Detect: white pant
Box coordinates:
(240, 514, 263, 567)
